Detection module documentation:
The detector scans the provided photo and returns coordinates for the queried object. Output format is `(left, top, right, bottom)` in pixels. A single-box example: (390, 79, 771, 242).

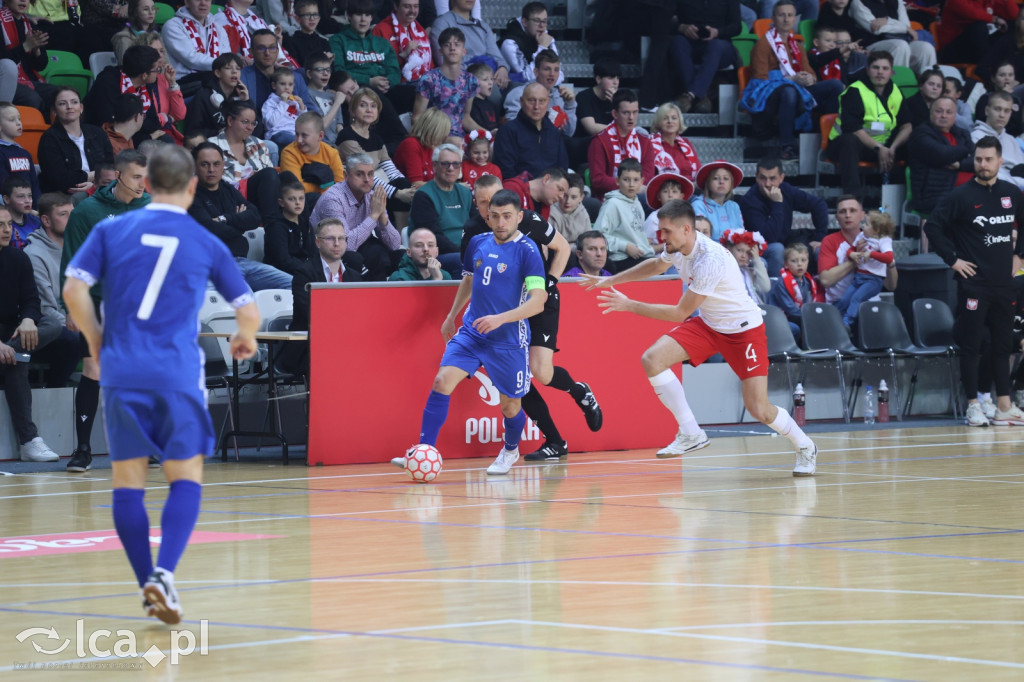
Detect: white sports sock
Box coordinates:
(769, 407, 813, 448)
(979, 392, 992, 403)
(649, 370, 701, 435)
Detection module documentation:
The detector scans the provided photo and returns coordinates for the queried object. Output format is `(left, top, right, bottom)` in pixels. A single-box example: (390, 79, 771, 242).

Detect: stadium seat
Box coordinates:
(911, 298, 960, 418)
(761, 304, 851, 422)
(15, 106, 47, 163)
(154, 1, 174, 26)
(815, 113, 878, 188)
(799, 18, 815, 46)
(855, 300, 958, 419)
(199, 322, 240, 460)
(801, 301, 889, 418)
(892, 66, 918, 98)
(254, 289, 293, 332)
(732, 24, 758, 66)
(89, 52, 118, 79)
(40, 50, 94, 98)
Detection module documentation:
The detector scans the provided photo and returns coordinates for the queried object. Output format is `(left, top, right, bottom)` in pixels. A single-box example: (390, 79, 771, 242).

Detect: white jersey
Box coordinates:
(661, 232, 763, 334)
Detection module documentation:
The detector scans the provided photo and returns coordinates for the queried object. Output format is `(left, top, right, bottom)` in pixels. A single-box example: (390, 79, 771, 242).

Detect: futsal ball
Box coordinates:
(406, 444, 443, 483)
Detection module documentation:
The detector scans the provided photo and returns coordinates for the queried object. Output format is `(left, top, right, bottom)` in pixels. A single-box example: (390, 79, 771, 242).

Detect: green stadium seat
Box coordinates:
(39, 50, 93, 98)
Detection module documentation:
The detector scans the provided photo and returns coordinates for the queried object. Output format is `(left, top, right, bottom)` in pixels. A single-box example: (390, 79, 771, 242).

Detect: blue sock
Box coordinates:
(156, 480, 202, 574)
(419, 390, 450, 446)
(504, 409, 526, 451)
(112, 488, 153, 588)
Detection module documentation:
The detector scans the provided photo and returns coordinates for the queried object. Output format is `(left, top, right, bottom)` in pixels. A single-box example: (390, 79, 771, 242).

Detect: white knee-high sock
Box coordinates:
(769, 407, 813, 448)
(649, 370, 701, 435)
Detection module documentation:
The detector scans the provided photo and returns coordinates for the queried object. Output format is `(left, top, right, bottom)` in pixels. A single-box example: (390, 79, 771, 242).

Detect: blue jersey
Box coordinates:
(461, 231, 545, 348)
(66, 204, 253, 392)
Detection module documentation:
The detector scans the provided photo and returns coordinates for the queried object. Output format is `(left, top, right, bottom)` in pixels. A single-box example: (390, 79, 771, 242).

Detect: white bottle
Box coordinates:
(864, 385, 876, 424)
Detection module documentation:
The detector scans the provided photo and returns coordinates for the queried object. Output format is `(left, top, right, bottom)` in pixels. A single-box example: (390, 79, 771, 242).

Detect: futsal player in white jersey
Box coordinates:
(583, 199, 817, 476)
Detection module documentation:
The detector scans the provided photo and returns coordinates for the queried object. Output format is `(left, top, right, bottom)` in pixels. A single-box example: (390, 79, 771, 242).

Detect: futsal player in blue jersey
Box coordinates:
(393, 189, 548, 475)
(63, 145, 260, 625)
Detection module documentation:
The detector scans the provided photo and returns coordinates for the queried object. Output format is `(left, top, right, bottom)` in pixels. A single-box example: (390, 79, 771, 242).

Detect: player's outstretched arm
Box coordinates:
(598, 287, 705, 323)
(229, 301, 260, 360)
(580, 256, 671, 290)
(442, 275, 473, 341)
(473, 286, 547, 335)
(63, 277, 103, 359)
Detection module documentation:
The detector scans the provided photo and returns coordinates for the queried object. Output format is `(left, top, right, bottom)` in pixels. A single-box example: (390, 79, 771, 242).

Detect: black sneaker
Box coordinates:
(524, 441, 568, 461)
(148, 455, 161, 468)
(66, 447, 92, 473)
(576, 382, 603, 432)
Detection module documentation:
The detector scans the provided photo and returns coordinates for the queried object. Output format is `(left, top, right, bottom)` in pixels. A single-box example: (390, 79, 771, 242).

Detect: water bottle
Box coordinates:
(793, 382, 806, 426)
(877, 380, 889, 423)
(66, 0, 81, 26)
(864, 385, 876, 424)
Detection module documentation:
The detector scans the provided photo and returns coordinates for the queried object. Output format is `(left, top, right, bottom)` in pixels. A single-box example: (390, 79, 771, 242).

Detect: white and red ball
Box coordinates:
(406, 444, 443, 483)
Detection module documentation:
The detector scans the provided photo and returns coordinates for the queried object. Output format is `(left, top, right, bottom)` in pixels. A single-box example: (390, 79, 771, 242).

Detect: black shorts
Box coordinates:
(529, 284, 560, 351)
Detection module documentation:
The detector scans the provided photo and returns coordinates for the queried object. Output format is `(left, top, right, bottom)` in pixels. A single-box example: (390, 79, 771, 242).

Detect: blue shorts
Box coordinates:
(440, 329, 531, 398)
(104, 388, 215, 462)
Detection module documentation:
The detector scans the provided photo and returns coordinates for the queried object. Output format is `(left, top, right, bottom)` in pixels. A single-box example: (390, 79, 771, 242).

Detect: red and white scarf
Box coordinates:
(183, 15, 221, 56)
(120, 70, 152, 114)
(808, 48, 841, 81)
(766, 27, 803, 78)
(0, 7, 38, 86)
(779, 267, 819, 306)
(390, 13, 431, 82)
(650, 133, 700, 181)
(221, 6, 253, 57)
(604, 122, 642, 169)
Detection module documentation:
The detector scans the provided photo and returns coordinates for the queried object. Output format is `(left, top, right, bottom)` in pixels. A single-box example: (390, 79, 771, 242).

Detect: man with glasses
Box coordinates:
(494, 82, 569, 180)
(408, 144, 474, 279)
(161, 0, 230, 93)
(499, 2, 558, 84)
(241, 29, 318, 116)
(373, 0, 434, 84)
(283, 0, 332, 68)
(309, 153, 403, 281)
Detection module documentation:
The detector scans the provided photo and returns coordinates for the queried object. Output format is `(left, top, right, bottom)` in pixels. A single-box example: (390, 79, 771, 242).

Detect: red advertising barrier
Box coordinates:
(307, 279, 685, 465)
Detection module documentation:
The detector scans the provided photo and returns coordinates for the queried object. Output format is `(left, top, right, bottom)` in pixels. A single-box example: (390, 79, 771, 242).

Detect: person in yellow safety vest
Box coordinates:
(826, 50, 912, 197)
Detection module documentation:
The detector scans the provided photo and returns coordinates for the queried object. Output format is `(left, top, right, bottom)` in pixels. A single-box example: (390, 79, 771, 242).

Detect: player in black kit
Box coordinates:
(462, 175, 603, 460)
(925, 135, 1024, 426)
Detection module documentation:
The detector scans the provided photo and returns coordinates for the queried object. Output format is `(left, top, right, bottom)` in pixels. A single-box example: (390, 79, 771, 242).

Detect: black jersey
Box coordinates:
(925, 178, 1024, 290)
(460, 208, 557, 270)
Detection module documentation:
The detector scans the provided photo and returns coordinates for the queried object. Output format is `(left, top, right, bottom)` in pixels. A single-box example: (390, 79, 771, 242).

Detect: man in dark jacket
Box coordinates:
(908, 96, 974, 215)
(668, 0, 742, 113)
(189, 143, 291, 291)
(493, 83, 570, 180)
(0, 203, 59, 462)
(738, 156, 830, 276)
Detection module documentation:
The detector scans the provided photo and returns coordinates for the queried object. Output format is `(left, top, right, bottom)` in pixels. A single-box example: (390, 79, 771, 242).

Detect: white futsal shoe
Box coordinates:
(486, 447, 520, 475)
(992, 405, 1024, 426)
(656, 430, 710, 459)
(965, 402, 990, 427)
(980, 398, 997, 420)
(391, 446, 414, 470)
(793, 442, 817, 477)
(143, 568, 183, 625)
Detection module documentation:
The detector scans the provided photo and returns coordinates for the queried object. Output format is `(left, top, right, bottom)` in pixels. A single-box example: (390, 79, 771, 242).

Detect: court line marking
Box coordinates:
(3, 433, 1022, 500)
(653, 619, 1024, 631)
(508, 619, 1024, 670)
(0, 607, 917, 680)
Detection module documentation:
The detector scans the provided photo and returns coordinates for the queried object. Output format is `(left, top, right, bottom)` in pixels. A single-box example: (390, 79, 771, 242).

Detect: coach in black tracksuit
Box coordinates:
(926, 135, 1024, 418)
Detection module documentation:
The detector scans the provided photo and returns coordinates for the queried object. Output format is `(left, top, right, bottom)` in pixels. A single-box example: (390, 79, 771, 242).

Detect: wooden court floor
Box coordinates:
(1, 425, 1024, 680)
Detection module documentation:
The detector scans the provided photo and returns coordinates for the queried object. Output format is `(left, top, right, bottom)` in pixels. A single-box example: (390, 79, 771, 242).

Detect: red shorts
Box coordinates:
(667, 316, 769, 380)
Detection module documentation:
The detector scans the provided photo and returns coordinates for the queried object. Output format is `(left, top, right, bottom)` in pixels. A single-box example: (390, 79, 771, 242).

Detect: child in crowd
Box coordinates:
(467, 62, 500, 133)
(769, 243, 821, 341)
(594, 158, 651, 272)
(305, 55, 354, 141)
(835, 210, 894, 328)
(283, 0, 333, 67)
(943, 77, 974, 132)
(182, 131, 207, 152)
(2, 176, 40, 249)
(0, 102, 39, 206)
(461, 130, 501, 189)
(694, 215, 713, 238)
(975, 61, 1023, 136)
(643, 172, 693, 255)
(263, 67, 308, 147)
(279, 111, 345, 194)
(264, 174, 316, 275)
(414, 27, 480, 142)
(549, 172, 590, 248)
(720, 229, 771, 306)
(808, 26, 866, 84)
(833, 30, 867, 83)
